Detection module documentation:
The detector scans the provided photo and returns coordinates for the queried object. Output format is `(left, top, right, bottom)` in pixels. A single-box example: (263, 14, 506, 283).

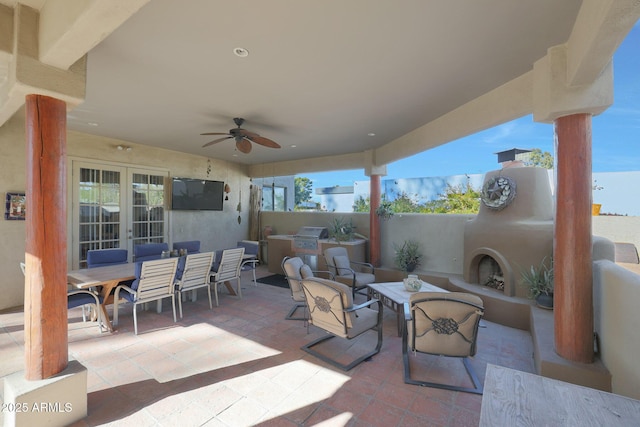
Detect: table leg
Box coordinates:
(224, 281, 237, 296)
(96, 279, 122, 332)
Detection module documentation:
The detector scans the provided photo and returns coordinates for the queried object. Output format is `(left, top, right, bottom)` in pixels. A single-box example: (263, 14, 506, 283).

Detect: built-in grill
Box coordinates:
(292, 226, 329, 270)
(292, 226, 329, 255)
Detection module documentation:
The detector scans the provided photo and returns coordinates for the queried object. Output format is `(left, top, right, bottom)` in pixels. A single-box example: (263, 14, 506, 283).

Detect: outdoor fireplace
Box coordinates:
(479, 256, 504, 291)
(463, 167, 554, 298)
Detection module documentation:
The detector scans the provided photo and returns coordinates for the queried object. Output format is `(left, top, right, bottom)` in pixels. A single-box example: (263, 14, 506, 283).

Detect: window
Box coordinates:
(263, 185, 286, 211)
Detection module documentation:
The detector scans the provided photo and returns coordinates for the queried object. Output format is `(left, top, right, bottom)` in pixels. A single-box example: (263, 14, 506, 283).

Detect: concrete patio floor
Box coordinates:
(0, 266, 535, 426)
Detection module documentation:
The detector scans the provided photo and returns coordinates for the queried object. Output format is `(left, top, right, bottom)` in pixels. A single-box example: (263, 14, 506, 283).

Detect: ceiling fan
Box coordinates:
(201, 117, 281, 154)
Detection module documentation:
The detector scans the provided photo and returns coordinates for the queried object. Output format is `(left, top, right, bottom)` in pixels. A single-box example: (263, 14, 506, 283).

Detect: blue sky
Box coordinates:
(303, 23, 640, 196)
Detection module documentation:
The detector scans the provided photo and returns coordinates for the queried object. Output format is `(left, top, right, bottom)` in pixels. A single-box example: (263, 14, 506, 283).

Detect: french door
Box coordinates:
(71, 161, 168, 269)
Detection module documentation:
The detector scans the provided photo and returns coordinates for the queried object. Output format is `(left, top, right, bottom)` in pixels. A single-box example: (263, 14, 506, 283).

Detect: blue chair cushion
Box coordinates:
(211, 249, 225, 272)
(134, 243, 169, 262)
(173, 240, 200, 254)
(67, 292, 102, 309)
(120, 262, 144, 302)
(175, 256, 187, 281)
(87, 249, 128, 268)
(237, 241, 258, 256)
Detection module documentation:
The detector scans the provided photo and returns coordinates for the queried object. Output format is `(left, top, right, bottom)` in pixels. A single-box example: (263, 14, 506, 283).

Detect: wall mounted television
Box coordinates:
(171, 177, 224, 211)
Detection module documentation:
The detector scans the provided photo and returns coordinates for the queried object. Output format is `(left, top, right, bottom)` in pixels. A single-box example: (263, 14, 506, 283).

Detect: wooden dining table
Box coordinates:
(67, 263, 136, 332)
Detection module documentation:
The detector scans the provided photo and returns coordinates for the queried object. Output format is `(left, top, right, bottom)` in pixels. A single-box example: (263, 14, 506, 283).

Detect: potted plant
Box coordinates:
(375, 199, 394, 221)
(328, 217, 355, 242)
(393, 240, 422, 273)
(521, 256, 554, 309)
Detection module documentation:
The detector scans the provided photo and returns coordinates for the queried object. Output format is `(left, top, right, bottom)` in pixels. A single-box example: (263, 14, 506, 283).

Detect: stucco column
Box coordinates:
(554, 113, 593, 364)
(369, 175, 381, 267)
(24, 94, 68, 380)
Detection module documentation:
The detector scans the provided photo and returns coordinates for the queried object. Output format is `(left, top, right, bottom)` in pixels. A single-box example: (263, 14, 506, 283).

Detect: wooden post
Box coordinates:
(24, 95, 68, 380)
(554, 113, 593, 363)
(369, 175, 381, 267)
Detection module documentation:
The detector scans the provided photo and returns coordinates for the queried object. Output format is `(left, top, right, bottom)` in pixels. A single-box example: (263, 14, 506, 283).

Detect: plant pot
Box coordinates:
(405, 262, 417, 273)
(536, 293, 554, 310)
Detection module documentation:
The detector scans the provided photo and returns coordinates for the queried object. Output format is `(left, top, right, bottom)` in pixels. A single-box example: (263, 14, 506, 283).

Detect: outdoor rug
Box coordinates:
(257, 274, 289, 289)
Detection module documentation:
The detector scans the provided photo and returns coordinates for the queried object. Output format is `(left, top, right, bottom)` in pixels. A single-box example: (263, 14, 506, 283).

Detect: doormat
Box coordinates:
(257, 274, 289, 289)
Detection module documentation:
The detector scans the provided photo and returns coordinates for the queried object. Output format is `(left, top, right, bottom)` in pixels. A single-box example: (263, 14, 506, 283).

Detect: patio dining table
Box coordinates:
(67, 263, 136, 332)
(367, 281, 449, 336)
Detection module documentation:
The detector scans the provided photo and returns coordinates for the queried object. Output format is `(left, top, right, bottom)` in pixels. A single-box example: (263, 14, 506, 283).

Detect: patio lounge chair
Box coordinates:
(300, 277, 383, 371)
(281, 256, 333, 320)
(324, 246, 375, 298)
(403, 292, 485, 394)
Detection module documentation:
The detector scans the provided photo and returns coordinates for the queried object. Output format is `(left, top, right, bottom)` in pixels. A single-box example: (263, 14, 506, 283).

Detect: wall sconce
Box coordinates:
(116, 145, 132, 151)
(224, 183, 231, 201)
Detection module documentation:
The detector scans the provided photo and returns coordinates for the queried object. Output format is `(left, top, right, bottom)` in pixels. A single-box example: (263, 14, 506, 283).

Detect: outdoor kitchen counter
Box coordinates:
(266, 235, 367, 274)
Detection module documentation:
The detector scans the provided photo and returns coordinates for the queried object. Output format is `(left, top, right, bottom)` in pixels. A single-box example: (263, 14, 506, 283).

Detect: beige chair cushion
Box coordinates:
(301, 278, 355, 333)
(407, 292, 483, 357)
(333, 255, 351, 271)
(300, 264, 314, 279)
(282, 257, 306, 301)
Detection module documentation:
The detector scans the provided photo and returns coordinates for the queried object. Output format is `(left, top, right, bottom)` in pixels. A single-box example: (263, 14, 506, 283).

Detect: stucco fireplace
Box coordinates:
(463, 166, 554, 298)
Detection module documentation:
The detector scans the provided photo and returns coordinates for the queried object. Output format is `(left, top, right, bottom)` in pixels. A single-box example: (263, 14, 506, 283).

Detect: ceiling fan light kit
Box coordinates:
(201, 117, 281, 154)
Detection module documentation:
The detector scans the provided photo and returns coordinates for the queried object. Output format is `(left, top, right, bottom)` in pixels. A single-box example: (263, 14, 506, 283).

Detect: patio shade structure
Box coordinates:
(1, 0, 640, 385)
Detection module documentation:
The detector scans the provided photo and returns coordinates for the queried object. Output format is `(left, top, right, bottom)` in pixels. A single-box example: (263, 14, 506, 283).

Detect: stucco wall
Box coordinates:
(593, 216, 640, 256)
(0, 111, 251, 310)
(260, 211, 473, 274)
(593, 260, 640, 400)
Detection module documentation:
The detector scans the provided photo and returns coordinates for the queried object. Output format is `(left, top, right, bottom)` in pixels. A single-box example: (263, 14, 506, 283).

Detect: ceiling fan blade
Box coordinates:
(202, 136, 232, 148)
(236, 138, 252, 153)
(246, 135, 281, 149)
(200, 132, 230, 136)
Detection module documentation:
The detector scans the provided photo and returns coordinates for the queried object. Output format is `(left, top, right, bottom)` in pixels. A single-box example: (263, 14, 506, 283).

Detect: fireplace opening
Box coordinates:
(478, 255, 504, 291)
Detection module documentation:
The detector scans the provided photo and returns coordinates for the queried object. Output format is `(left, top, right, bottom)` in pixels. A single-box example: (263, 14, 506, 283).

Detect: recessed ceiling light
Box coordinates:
(87, 122, 98, 127)
(290, 145, 297, 148)
(232, 154, 238, 157)
(233, 47, 249, 57)
(368, 132, 376, 137)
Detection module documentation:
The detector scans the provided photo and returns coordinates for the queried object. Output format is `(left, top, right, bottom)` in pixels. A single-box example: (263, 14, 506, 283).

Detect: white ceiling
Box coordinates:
(9, 0, 586, 166)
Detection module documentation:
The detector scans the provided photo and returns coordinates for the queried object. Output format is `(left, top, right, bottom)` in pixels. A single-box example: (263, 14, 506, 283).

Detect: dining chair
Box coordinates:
(299, 277, 383, 371)
(324, 246, 375, 298)
(281, 256, 334, 320)
(86, 248, 128, 268)
(113, 257, 179, 335)
(133, 242, 170, 262)
(237, 240, 259, 286)
(210, 247, 244, 306)
(174, 251, 215, 317)
(21, 262, 105, 332)
(403, 292, 485, 394)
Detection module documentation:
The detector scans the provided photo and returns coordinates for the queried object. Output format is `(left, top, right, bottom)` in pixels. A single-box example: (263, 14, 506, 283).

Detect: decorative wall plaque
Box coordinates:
(481, 176, 516, 211)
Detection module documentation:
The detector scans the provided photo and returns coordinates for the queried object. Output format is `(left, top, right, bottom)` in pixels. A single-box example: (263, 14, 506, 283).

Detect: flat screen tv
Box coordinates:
(171, 177, 224, 211)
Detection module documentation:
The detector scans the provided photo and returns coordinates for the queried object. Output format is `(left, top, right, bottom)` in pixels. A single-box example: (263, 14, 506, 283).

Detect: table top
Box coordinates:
(367, 281, 448, 305)
(67, 263, 136, 288)
(480, 364, 640, 426)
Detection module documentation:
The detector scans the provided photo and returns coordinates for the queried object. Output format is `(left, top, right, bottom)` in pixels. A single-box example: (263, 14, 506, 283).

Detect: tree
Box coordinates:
(528, 148, 554, 169)
(294, 176, 313, 207)
(424, 181, 481, 214)
(352, 195, 370, 212)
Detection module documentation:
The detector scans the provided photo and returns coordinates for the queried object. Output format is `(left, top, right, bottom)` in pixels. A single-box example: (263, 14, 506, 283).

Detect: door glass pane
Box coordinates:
(131, 172, 165, 249)
(77, 168, 122, 268)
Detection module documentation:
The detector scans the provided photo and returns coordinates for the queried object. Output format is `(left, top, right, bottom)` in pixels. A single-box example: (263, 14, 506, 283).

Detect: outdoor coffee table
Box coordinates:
(367, 281, 449, 336)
